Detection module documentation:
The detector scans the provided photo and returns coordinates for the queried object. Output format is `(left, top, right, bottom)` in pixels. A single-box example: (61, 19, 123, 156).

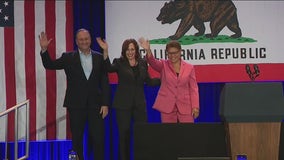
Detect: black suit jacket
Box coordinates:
(41, 50, 110, 109)
(105, 57, 160, 110)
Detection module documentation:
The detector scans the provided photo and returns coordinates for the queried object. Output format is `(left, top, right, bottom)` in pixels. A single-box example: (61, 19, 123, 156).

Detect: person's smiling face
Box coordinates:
(76, 30, 91, 53)
(167, 47, 181, 64)
(126, 43, 136, 61)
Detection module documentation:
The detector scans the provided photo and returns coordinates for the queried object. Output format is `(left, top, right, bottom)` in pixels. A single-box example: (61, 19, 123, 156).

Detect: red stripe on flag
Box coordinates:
(4, 27, 16, 141)
(147, 63, 284, 83)
(24, 0, 37, 141)
(195, 63, 284, 83)
(45, 0, 57, 140)
(65, 0, 73, 140)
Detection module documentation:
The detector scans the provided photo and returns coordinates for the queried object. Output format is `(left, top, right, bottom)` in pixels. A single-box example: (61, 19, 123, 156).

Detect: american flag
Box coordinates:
(0, 0, 73, 141)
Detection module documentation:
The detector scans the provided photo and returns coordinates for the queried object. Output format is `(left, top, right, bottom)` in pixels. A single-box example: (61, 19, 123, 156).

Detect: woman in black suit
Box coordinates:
(97, 38, 160, 160)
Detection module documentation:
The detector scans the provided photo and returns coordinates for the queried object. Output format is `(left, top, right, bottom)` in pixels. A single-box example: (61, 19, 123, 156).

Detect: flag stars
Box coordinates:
(4, 15, 8, 21)
(0, 0, 13, 27)
(4, 1, 9, 7)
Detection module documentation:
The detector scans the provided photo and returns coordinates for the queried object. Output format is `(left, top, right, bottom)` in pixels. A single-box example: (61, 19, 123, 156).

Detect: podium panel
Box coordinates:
(134, 123, 229, 160)
(228, 122, 280, 160)
(220, 82, 284, 122)
(279, 123, 284, 159)
(220, 82, 284, 160)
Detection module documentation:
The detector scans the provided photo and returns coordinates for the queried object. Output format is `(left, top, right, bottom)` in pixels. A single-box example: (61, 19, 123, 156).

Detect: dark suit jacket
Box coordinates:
(105, 57, 160, 110)
(41, 50, 110, 109)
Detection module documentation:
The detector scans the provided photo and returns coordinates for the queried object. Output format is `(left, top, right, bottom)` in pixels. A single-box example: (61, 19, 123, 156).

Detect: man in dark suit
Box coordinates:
(39, 28, 110, 160)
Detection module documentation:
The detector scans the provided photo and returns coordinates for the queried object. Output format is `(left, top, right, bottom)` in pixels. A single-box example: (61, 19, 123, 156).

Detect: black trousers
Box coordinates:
(68, 107, 105, 160)
(115, 107, 147, 160)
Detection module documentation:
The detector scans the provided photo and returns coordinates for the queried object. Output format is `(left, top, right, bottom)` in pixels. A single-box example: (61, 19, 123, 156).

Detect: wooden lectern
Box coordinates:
(220, 82, 284, 160)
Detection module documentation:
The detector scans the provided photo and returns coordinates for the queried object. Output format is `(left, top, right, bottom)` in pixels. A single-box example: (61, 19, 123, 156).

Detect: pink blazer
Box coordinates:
(147, 54, 199, 114)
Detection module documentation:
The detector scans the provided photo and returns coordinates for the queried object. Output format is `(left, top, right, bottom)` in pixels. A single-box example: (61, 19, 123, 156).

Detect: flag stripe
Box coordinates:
(14, 1, 27, 140)
(0, 28, 7, 141)
(35, 1, 47, 140)
(194, 63, 284, 82)
(55, 1, 67, 139)
(24, 0, 37, 141)
(65, 0, 73, 140)
(5, 27, 16, 141)
(45, 0, 57, 140)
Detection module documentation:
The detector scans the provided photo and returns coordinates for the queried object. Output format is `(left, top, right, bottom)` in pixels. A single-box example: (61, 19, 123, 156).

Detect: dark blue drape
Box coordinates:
(73, 0, 105, 51)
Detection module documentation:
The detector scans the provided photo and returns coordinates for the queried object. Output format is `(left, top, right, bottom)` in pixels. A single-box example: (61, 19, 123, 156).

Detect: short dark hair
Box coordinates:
(166, 40, 181, 51)
(75, 28, 90, 39)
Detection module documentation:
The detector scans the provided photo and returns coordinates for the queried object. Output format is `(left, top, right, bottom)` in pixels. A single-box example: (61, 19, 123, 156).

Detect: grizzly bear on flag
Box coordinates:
(157, 0, 242, 40)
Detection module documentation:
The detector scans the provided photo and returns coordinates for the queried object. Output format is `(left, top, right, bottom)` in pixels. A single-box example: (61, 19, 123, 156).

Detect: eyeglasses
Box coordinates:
(167, 50, 180, 55)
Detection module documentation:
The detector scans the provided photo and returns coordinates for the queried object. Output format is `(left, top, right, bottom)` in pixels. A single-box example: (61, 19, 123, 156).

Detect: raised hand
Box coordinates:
(96, 37, 109, 60)
(138, 37, 150, 50)
(139, 37, 153, 58)
(38, 31, 52, 52)
(96, 37, 108, 50)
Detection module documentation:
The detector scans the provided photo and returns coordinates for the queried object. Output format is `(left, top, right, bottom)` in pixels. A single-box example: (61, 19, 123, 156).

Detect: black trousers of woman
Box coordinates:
(116, 107, 147, 160)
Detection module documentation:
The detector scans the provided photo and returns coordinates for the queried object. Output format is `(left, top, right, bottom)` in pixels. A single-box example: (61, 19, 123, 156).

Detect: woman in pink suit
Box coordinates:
(139, 38, 200, 123)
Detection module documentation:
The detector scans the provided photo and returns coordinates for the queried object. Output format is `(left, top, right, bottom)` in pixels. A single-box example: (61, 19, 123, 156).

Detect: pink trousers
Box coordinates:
(160, 105, 194, 123)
